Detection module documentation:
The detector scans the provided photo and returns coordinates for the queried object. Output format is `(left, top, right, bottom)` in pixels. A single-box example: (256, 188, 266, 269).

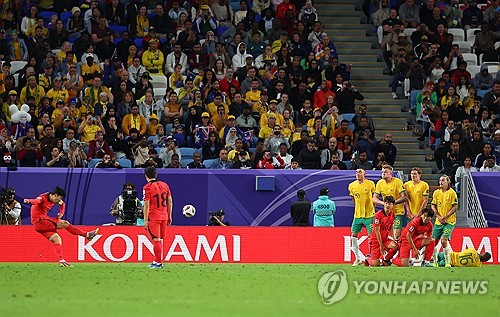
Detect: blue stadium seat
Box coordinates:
(348, 122, 355, 131)
(203, 159, 214, 168)
(165, 124, 173, 135)
(342, 113, 355, 122)
(117, 158, 132, 168)
(61, 11, 72, 24)
(343, 160, 352, 169)
(88, 159, 102, 168)
(180, 158, 192, 168)
(109, 25, 127, 36)
(134, 38, 143, 50)
(179, 147, 196, 158)
(229, 2, 240, 11)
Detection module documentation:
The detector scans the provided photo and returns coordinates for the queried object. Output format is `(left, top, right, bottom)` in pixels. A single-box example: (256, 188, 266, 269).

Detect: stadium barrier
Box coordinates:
(0, 226, 499, 264)
(460, 173, 488, 228)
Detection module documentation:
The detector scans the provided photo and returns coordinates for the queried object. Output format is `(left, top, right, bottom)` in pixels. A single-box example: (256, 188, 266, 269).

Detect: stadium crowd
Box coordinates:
(0, 0, 394, 170)
(372, 0, 500, 182)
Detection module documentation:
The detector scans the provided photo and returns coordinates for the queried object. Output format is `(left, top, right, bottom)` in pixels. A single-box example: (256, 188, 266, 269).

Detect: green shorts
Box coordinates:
(432, 223, 455, 240)
(394, 215, 405, 230)
(351, 217, 374, 234)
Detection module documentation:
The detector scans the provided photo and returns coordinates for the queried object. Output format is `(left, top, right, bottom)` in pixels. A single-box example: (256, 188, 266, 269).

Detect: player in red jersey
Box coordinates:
(24, 186, 99, 267)
(143, 166, 172, 269)
(392, 208, 436, 267)
(370, 195, 398, 266)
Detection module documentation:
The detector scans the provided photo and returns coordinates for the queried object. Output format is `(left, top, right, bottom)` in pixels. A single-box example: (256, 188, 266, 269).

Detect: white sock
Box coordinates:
(433, 245, 439, 262)
(351, 237, 360, 261)
(444, 245, 452, 265)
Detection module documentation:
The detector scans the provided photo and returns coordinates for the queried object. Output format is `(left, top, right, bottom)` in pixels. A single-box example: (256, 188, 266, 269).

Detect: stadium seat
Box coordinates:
(13, 73, 19, 86)
(165, 123, 173, 135)
(180, 158, 192, 167)
(461, 53, 478, 66)
(109, 25, 127, 36)
(467, 65, 481, 78)
(203, 159, 214, 168)
(448, 28, 465, 42)
(117, 158, 132, 168)
(10, 61, 27, 74)
(179, 147, 196, 157)
(87, 159, 102, 168)
(343, 160, 352, 169)
(151, 75, 168, 89)
(153, 87, 166, 100)
(403, 28, 415, 38)
(482, 62, 500, 74)
(229, 2, 240, 11)
(454, 41, 472, 53)
(51, 49, 61, 55)
(61, 11, 72, 24)
(134, 38, 143, 50)
(466, 28, 480, 42)
(342, 113, 355, 122)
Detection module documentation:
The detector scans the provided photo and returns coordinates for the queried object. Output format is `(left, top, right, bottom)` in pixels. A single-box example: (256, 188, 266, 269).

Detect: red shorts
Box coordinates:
(370, 238, 393, 260)
(398, 237, 425, 259)
(33, 217, 59, 239)
(148, 220, 167, 239)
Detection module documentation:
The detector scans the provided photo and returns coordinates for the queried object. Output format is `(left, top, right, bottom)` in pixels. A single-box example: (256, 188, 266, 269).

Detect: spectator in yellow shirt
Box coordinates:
(81, 55, 103, 85)
(84, 76, 113, 110)
(122, 104, 147, 136)
(20, 75, 45, 106)
(46, 77, 69, 107)
(77, 113, 105, 143)
(142, 39, 164, 75)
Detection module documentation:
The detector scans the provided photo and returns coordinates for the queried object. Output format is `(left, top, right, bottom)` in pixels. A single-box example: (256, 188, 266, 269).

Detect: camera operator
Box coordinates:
(207, 209, 230, 226)
(110, 182, 143, 225)
(0, 187, 21, 225)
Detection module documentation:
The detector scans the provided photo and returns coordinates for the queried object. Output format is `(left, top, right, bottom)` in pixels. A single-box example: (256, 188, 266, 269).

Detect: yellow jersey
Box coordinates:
(260, 111, 284, 128)
(375, 177, 405, 215)
(403, 180, 430, 217)
(46, 88, 69, 106)
(348, 179, 376, 218)
(432, 188, 458, 225)
(450, 248, 482, 267)
(206, 102, 229, 118)
(245, 90, 261, 103)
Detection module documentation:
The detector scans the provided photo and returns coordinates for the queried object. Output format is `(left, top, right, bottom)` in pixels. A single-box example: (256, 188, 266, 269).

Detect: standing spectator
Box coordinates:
(290, 189, 311, 226)
(312, 187, 336, 227)
(336, 80, 364, 114)
(473, 23, 500, 62)
(462, 0, 483, 31)
(371, 133, 397, 166)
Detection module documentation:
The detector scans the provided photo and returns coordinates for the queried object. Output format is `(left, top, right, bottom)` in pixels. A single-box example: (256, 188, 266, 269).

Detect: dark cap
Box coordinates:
(216, 209, 225, 216)
(320, 187, 329, 196)
(129, 128, 139, 135)
(486, 155, 496, 160)
(307, 137, 316, 144)
(297, 189, 306, 197)
(2, 61, 11, 67)
(239, 150, 247, 156)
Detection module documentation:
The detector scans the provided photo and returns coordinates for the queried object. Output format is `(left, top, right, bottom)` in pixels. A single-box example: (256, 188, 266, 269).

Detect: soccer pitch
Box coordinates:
(1, 264, 499, 317)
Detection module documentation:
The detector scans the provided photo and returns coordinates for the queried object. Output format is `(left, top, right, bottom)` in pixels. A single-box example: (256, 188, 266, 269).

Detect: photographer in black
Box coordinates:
(0, 187, 21, 225)
(207, 209, 230, 226)
(109, 182, 143, 225)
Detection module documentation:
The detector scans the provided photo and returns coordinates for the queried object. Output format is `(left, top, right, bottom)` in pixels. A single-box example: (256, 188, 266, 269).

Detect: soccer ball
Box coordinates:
(182, 204, 196, 218)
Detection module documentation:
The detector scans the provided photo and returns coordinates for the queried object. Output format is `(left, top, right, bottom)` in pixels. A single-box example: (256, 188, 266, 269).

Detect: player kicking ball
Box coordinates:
(436, 248, 491, 267)
(24, 186, 99, 267)
(370, 195, 399, 267)
(143, 166, 173, 269)
(392, 208, 435, 267)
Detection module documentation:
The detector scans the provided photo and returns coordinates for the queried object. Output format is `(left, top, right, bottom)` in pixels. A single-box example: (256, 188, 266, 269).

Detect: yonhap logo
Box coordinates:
(317, 270, 349, 305)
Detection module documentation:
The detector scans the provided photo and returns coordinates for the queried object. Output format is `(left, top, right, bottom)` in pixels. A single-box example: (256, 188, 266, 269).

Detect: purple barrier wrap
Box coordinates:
(471, 172, 500, 227)
(0, 168, 384, 226)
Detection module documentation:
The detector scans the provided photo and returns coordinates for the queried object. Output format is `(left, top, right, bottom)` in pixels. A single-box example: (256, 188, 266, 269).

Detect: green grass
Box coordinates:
(1, 264, 499, 317)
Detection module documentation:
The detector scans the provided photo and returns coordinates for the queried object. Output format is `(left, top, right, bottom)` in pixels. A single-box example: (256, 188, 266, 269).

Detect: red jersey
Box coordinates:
(28, 192, 65, 224)
(143, 180, 171, 221)
(402, 217, 433, 241)
(370, 210, 394, 242)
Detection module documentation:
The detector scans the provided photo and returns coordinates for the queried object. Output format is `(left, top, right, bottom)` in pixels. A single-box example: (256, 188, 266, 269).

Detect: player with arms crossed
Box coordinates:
(403, 167, 429, 219)
(143, 166, 173, 269)
(348, 168, 376, 266)
(392, 208, 435, 267)
(373, 165, 407, 239)
(24, 186, 99, 267)
(431, 175, 458, 267)
(436, 248, 491, 267)
(370, 195, 398, 266)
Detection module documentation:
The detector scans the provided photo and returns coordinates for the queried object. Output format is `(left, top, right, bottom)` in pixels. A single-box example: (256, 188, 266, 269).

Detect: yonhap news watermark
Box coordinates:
(317, 270, 489, 305)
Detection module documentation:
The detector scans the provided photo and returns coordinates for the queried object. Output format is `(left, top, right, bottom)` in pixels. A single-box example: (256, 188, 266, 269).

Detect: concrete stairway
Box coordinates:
(315, 0, 439, 185)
